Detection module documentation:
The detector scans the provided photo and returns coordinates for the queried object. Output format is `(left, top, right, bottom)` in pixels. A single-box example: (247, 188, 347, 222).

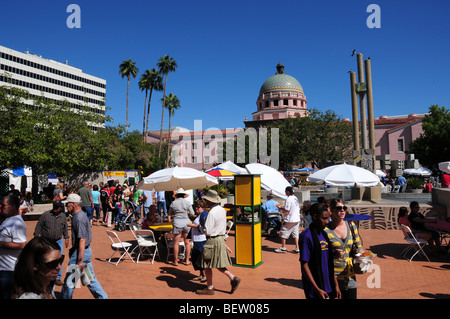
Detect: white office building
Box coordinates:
(0, 45, 106, 130)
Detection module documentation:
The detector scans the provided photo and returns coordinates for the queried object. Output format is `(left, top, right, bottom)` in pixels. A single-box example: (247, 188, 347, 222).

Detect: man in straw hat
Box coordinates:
(196, 190, 240, 295)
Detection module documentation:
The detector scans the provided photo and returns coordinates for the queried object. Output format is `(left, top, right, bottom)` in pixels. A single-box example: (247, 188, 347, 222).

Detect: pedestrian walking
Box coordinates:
(196, 190, 240, 295)
(299, 203, 340, 299)
(33, 200, 69, 286)
(78, 180, 94, 222)
(13, 237, 63, 299)
(0, 195, 27, 299)
(60, 194, 108, 299)
(275, 186, 301, 253)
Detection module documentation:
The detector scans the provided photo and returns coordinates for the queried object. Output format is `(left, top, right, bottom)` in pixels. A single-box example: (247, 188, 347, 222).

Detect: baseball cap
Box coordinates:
(53, 200, 64, 208)
(63, 193, 82, 204)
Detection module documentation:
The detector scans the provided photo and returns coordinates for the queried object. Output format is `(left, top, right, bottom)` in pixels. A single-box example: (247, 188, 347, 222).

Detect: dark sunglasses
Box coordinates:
(335, 206, 347, 211)
(41, 255, 65, 269)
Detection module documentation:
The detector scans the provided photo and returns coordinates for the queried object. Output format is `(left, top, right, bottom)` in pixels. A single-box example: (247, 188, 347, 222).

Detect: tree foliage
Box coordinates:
(219, 108, 352, 171)
(268, 108, 353, 170)
(408, 105, 450, 169)
(0, 85, 167, 179)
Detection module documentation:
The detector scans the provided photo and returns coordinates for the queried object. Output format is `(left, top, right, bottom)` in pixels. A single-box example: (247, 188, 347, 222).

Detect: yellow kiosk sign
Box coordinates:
(234, 174, 263, 268)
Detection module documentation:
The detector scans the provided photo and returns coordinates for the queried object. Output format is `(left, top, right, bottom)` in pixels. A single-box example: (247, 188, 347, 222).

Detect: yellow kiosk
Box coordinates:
(234, 174, 262, 268)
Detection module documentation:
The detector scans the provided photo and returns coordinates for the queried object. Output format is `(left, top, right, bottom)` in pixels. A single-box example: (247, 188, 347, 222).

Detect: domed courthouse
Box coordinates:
(245, 63, 308, 128)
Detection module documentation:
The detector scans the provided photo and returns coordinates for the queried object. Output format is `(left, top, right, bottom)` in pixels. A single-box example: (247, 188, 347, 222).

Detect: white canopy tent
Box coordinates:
(307, 163, 380, 187)
(403, 167, 432, 176)
(245, 163, 291, 199)
(438, 161, 450, 174)
(137, 166, 218, 192)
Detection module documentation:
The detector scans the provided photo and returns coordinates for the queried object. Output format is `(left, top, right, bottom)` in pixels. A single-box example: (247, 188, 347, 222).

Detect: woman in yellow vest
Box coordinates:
(325, 199, 363, 299)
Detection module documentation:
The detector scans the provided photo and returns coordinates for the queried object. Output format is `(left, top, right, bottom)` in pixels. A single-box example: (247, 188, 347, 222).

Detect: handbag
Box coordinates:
(202, 244, 214, 261)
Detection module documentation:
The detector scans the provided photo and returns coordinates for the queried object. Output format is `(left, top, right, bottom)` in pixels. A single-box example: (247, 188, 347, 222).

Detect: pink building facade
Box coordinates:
(145, 128, 244, 171)
(373, 114, 425, 161)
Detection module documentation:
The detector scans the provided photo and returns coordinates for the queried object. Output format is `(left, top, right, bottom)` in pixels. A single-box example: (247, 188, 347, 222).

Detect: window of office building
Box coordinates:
(398, 139, 404, 153)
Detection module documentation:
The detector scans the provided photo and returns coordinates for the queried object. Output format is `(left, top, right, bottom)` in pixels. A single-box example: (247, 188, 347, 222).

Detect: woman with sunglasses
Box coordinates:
(13, 237, 63, 299)
(325, 199, 363, 299)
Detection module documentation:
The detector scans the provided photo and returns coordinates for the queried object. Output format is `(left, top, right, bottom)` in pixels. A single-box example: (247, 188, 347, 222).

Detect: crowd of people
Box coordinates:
(1, 176, 448, 299)
(0, 179, 241, 299)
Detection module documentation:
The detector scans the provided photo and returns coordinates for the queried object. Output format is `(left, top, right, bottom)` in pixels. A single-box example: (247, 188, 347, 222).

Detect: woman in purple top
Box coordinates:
(299, 203, 341, 299)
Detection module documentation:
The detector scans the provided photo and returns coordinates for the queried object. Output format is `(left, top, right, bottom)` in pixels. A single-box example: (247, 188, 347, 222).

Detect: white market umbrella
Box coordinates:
(245, 163, 291, 199)
(376, 170, 386, 177)
(307, 163, 380, 187)
(403, 167, 432, 176)
(215, 161, 248, 175)
(438, 161, 450, 174)
(137, 166, 218, 191)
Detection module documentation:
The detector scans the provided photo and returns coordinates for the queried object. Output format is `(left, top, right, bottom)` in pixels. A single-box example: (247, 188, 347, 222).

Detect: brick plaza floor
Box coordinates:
(24, 219, 450, 301)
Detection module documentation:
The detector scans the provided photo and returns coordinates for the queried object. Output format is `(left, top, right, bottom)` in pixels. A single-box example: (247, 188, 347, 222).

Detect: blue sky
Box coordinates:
(1, 0, 449, 133)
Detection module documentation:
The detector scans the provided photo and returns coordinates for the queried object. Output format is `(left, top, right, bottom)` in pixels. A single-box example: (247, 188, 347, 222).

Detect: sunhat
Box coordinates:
(174, 188, 189, 198)
(202, 190, 221, 204)
(63, 193, 82, 204)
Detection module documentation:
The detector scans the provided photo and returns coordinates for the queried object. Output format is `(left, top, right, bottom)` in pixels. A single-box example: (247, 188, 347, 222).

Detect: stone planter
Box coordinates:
(407, 189, 423, 194)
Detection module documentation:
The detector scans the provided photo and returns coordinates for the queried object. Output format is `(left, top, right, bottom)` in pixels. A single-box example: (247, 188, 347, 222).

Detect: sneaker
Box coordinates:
(230, 277, 241, 294)
(292, 249, 300, 254)
(275, 247, 287, 253)
(196, 287, 215, 295)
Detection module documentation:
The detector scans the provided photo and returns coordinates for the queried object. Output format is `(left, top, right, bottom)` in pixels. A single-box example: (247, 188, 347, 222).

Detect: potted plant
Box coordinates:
(406, 177, 424, 193)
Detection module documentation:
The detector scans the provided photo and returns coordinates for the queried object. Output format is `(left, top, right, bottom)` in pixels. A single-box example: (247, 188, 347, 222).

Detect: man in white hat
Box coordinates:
(61, 194, 108, 299)
(196, 190, 240, 295)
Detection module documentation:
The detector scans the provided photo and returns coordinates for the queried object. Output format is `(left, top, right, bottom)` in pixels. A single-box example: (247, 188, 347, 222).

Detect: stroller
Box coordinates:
(115, 201, 141, 232)
(262, 208, 282, 238)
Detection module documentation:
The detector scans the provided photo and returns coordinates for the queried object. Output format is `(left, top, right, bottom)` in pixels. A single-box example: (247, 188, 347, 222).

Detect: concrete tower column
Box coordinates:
(357, 53, 368, 149)
(365, 58, 375, 152)
(350, 71, 360, 150)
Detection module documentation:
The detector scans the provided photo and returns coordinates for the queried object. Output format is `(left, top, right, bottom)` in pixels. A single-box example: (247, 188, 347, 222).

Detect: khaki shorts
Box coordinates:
(279, 222, 300, 239)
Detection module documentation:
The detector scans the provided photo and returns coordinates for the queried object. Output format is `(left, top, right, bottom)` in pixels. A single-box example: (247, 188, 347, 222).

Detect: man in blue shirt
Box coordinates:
(142, 189, 154, 217)
(398, 176, 406, 193)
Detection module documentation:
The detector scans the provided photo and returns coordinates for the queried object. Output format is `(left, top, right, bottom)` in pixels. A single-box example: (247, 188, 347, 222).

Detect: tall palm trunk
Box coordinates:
(158, 74, 168, 157)
(142, 89, 148, 142)
(145, 88, 154, 141)
(126, 74, 130, 135)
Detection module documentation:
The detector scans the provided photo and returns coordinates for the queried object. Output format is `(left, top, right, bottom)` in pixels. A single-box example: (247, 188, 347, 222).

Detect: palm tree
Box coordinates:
(119, 59, 139, 134)
(145, 68, 163, 141)
(138, 70, 150, 141)
(157, 55, 177, 157)
(163, 93, 181, 167)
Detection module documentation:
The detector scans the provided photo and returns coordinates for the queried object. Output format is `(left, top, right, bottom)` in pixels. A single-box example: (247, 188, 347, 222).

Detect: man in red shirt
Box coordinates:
(442, 173, 450, 188)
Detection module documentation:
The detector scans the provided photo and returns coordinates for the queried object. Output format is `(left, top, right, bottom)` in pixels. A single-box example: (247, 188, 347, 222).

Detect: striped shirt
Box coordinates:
(34, 210, 69, 241)
(325, 221, 362, 279)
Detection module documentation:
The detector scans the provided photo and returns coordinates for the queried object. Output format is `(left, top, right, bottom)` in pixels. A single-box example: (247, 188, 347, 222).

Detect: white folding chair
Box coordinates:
(106, 230, 135, 265)
(131, 229, 160, 264)
(164, 232, 185, 263)
(400, 224, 430, 262)
(224, 220, 234, 253)
(224, 220, 233, 239)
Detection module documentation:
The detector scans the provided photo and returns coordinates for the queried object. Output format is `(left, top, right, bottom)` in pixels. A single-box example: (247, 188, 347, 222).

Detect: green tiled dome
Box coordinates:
(259, 73, 304, 95)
